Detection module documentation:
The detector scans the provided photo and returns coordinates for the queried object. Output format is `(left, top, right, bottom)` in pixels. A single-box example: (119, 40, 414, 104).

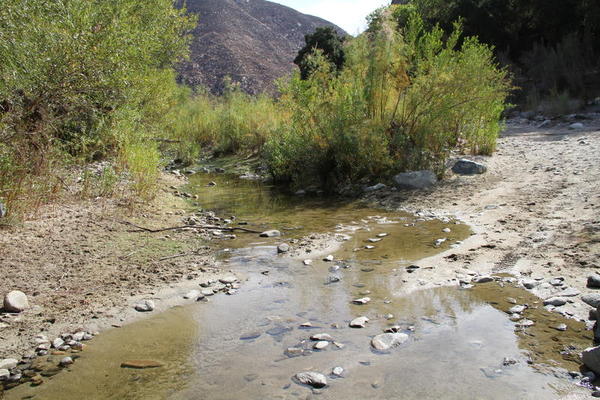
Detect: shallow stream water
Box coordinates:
(6, 173, 591, 399)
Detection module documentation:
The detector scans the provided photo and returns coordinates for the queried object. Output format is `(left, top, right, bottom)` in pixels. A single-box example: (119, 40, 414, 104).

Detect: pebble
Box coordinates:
(349, 316, 369, 328)
(310, 333, 333, 341)
(368, 238, 381, 243)
(371, 333, 409, 350)
(552, 323, 568, 331)
(183, 290, 201, 299)
(516, 319, 535, 327)
(377, 233, 388, 238)
(59, 357, 74, 367)
(277, 243, 290, 253)
(294, 372, 327, 388)
(300, 322, 312, 328)
(218, 275, 237, 284)
(442, 228, 451, 233)
(0, 369, 10, 381)
(543, 297, 567, 307)
(52, 338, 65, 349)
(259, 230, 281, 238)
(332, 367, 344, 377)
(323, 255, 334, 262)
(201, 289, 215, 296)
(352, 297, 371, 305)
(303, 259, 313, 266)
(134, 300, 155, 312)
(3, 290, 30, 313)
(314, 341, 329, 350)
(121, 360, 164, 369)
(474, 276, 494, 283)
(582, 294, 600, 308)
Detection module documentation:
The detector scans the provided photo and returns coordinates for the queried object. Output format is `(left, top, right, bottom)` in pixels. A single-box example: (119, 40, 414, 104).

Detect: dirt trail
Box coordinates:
(367, 116, 600, 323)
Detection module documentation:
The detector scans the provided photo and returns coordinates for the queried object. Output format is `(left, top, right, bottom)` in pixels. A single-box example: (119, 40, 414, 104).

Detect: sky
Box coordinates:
(270, 0, 391, 35)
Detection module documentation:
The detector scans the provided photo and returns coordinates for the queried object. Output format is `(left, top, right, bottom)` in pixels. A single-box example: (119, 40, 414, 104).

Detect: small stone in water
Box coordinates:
(353, 297, 371, 305)
(260, 230, 281, 237)
(121, 360, 163, 369)
(300, 322, 312, 328)
(311, 333, 333, 341)
(303, 259, 313, 266)
(323, 255, 334, 262)
(365, 245, 375, 249)
(368, 238, 381, 243)
(314, 341, 329, 350)
(332, 367, 344, 377)
(377, 233, 388, 238)
(552, 323, 567, 331)
(349, 316, 369, 328)
(294, 372, 327, 388)
(508, 305, 526, 314)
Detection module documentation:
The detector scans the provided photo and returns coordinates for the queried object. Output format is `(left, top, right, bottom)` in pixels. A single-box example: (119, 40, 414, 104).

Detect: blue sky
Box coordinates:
(271, 0, 391, 34)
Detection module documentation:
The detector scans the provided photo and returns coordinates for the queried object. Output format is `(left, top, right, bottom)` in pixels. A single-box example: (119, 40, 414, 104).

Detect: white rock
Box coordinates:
(60, 357, 74, 366)
(72, 332, 85, 341)
(303, 259, 313, 266)
(371, 332, 409, 350)
(310, 333, 333, 341)
(259, 230, 281, 237)
(218, 275, 237, 284)
(313, 341, 329, 350)
(3, 290, 29, 313)
(0, 359, 18, 370)
(134, 300, 155, 312)
(352, 297, 371, 305)
(332, 366, 344, 377)
(323, 255, 334, 262)
(295, 371, 327, 388)
(52, 338, 65, 349)
(183, 290, 201, 299)
(349, 316, 369, 328)
(0, 369, 9, 380)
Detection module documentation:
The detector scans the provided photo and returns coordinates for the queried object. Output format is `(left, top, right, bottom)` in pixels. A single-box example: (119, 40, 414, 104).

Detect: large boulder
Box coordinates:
(3, 291, 29, 313)
(452, 159, 487, 175)
(393, 170, 437, 190)
(582, 346, 600, 374)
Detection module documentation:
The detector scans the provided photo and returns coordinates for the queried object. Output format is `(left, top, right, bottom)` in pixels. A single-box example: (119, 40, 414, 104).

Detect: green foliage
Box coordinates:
(294, 27, 346, 80)
(0, 0, 195, 218)
(266, 13, 509, 188)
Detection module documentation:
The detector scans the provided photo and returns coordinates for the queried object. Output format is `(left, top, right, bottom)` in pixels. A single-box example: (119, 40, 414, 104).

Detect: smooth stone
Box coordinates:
(364, 183, 386, 192)
(183, 290, 201, 299)
(560, 287, 581, 297)
(121, 360, 163, 369)
(569, 122, 584, 129)
(543, 297, 567, 307)
(452, 159, 487, 175)
(582, 346, 600, 375)
(582, 294, 600, 308)
(286, 347, 304, 357)
(303, 259, 313, 266)
(393, 170, 437, 190)
(442, 228, 451, 233)
(552, 323, 568, 331)
(522, 279, 540, 289)
(240, 332, 261, 340)
(349, 316, 369, 328)
(52, 338, 64, 349)
(277, 243, 290, 253)
(0, 359, 18, 370)
(134, 300, 155, 312)
(368, 238, 381, 243)
(218, 276, 237, 284)
(3, 290, 29, 313)
(371, 333, 409, 350)
(332, 367, 344, 377)
(314, 341, 329, 350)
(294, 372, 327, 388)
(201, 289, 215, 296)
(310, 333, 333, 341)
(300, 322, 312, 328)
(59, 357, 73, 366)
(588, 275, 600, 288)
(259, 230, 281, 237)
(352, 297, 371, 305)
(377, 233, 388, 238)
(0, 369, 9, 380)
(323, 255, 334, 262)
(516, 319, 535, 327)
(474, 276, 494, 283)
(509, 305, 526, 314)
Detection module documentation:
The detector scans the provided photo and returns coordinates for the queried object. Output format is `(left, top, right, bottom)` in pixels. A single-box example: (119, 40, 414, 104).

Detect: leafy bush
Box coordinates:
(266, 12, 510, 188)
(0, 0, 195, 218)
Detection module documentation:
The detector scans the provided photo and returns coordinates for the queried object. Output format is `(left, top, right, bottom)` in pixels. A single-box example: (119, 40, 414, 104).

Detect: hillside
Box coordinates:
(177, 0, 347, 94)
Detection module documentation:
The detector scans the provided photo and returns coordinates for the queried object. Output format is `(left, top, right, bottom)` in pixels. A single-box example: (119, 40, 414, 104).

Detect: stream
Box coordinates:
(5, 173, 591, 399)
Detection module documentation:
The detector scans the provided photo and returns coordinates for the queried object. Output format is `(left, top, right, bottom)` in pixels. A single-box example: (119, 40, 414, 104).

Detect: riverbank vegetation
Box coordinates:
(1, 2, 510, 220)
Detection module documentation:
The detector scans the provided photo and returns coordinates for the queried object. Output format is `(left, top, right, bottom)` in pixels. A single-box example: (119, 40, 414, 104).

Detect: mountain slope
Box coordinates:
(177, 0, 347, 94)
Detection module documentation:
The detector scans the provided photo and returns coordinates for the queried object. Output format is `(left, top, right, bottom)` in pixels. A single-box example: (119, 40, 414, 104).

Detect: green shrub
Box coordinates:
(266, 11, 510, 188)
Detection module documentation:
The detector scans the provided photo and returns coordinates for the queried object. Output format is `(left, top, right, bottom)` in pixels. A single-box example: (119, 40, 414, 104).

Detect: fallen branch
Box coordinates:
(120, 220, 261, 234)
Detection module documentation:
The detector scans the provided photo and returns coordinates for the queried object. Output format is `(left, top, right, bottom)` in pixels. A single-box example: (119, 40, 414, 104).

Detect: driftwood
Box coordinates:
(121, 220, 261, 234)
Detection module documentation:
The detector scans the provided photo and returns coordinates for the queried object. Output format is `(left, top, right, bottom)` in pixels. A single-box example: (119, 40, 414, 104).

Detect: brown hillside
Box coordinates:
(177, 0, 347, 95)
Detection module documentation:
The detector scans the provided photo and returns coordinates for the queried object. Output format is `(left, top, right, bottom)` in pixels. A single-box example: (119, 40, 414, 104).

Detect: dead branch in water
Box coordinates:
(120, 220, 261, 234)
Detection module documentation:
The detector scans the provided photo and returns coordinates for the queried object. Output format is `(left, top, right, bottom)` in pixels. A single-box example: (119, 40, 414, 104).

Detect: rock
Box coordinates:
(560, 287, 580, 297)
(183, 290, 201, 300)
(294, 371, 327, 388)
(303, 259, 313, 266)
(588, 275, 600, 288)
(582, 346, 600, 375)
(0, 359, 18, 370)
(349, 316, 369, 328)
(434, 238, 447, 247)
(508, 305, 526, 314)
(474, 276, 494, 283)
(0, 369, 9, 381)
(331, 367, 344, 377)
(52, 338, 65, 349)
(442, 228, 451, 233)
(352, 297, 371, 305)
(239, 332, 261, 340)
(3, 290, 29, 313)
(371, 333, 409, 350)
(522, 279, 540, 289)
(393, 170, 437, 190)
(515, 319, 535, 327)
(364, 183, 386, 192)
(201, 288, 215, 296)
(377, 233, 388, 238)
(327, 275, 341, 284)
(134, 300, 155, 312)
(368, 238, 381, 243)
(295, 189, 306, 196)
(0, 201, 6, 218)
(218, 275, 237, 284)
(323, 255, 334, 262)
(582, 294, 600, 308)
(121, 360, 163, 369)
(259, 230, 281, 237)
(406, 265, 420, 273)
(207, 181, 217, 187)
(286, 347, 304, 357)
(569, 122, 584, 129)
(552, 323, 568, 331)
(277, 243, 290, 253)
(451, 159, 487, 175)
(543, 297, 567, 307)
(310, 333, 333, 341)
(313, 341, 329, 350)
(59, 357, 73, 367)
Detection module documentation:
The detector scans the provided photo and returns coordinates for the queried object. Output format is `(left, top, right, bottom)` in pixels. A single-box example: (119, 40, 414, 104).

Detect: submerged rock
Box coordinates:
(452, 159, 487, 175)
(121, 360, 163, 369)
(294, 371, 327, 388)
(393, 170, 437, 190)
(3, 290, 29, 313)
(371, 332, 409, 350)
